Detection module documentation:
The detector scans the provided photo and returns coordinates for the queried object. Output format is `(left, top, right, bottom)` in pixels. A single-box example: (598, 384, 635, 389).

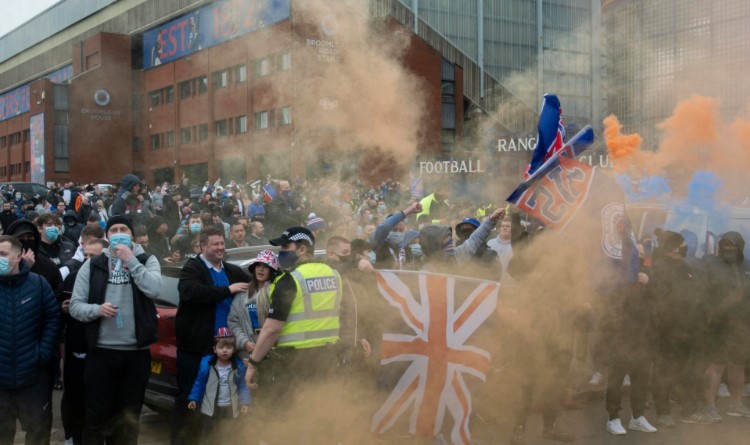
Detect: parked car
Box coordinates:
(144, 245, 327, 412)
(0, 182, 52, 200)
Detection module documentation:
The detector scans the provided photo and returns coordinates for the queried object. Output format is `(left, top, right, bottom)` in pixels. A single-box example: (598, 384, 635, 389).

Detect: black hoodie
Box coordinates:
(701, 231, 750, 345)
(5, 219, 62, 297)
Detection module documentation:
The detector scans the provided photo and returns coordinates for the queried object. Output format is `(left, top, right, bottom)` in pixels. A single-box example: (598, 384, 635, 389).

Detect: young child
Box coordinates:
(187, 327, 251, 442)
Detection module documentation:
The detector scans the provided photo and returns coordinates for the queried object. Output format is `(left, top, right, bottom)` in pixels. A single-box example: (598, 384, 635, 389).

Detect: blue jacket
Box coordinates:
(188, 354, 251, 417)
(0, 261, 60, 389)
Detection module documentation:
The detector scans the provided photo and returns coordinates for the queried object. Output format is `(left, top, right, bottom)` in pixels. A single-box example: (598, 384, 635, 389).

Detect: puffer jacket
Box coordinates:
(0, 261, 60, 389)
(188, 355, 251, 417)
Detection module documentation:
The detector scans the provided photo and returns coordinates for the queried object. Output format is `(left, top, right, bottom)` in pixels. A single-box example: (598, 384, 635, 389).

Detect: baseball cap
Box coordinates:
(269, 226, 315, 247)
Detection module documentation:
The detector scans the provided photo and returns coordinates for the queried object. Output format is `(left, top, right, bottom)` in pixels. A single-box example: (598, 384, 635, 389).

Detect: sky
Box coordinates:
(0, 0, 61, 38)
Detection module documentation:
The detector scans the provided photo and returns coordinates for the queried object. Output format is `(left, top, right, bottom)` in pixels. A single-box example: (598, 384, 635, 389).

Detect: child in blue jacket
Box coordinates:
(188, 328, 250, 442)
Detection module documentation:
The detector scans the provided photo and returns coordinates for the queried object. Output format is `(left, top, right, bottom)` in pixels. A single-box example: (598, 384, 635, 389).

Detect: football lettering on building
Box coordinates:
(305, 277, 339, 292)
(419, 160, 484, 175)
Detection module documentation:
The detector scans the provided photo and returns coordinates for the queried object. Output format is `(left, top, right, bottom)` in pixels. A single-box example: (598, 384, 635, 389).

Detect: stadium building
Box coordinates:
(0, 0, 603, 187)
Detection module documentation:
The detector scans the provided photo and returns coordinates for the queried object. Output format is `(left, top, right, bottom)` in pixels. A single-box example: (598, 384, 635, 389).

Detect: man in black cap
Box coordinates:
(245, 227, 344, 440)
(69, 214, 162, 445)
(5, 219, 62, 294)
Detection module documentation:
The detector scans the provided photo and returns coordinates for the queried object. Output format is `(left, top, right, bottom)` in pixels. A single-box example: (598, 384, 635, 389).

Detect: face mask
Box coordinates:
(720, 247, 741, 263)
(442, 238, 454, 252)
(367, 214, 373, 222)
(281, 190, 292, 199)
(368, 251, 377, 264)
(0, 257, 13, 275)
(15, 194, 21, 200)
(378, 204, 386, 213)
(20, 239, 35, 252)
(189, 223, 202, 234)
(409, 244, 423, 257)
(386, 232, 405, 247)
(44, 226, 59, 242)
(109, 233, 132, 249)
(278, 249, 299, 269)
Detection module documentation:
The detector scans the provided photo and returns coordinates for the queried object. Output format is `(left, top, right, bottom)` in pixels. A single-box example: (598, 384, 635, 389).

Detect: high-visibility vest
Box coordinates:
(269, 262, 342, 349)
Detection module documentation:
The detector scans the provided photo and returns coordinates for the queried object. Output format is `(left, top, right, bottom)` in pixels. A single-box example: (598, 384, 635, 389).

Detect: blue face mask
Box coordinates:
(278, 249, 299, 269)
(0, 257, 13, 275)
(368, 251, 377, 264)
(189, 223, 202, 234)
(109, 233, 132, 249)
(44, 226, 59, 242)
(409, 244, 423, 257)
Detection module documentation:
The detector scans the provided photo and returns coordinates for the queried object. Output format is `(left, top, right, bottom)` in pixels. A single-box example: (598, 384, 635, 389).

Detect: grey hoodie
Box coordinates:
(69, 244, 162, 350)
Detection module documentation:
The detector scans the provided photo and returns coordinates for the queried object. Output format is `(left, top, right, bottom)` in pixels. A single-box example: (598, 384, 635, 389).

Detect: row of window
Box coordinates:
(149, 51, 291, 107)
(1, 162, 30, 177)
(148, 107, 292, 149)
(0, 130, 30, 148)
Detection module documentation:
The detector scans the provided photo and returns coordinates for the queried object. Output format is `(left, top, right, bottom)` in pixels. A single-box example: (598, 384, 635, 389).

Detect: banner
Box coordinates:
(143, 0, 291, 69)
(30, 113, 45, 184)
(0, 65, 73, 122)
(371, 270, 499, 444)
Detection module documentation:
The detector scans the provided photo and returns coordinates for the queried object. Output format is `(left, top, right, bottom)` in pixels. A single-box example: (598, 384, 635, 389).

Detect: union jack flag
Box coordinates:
(371, 271, 499, 444)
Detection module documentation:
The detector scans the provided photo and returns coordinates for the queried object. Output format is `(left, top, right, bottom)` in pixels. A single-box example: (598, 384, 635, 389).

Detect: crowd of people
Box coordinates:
(1, 172, 749, 445)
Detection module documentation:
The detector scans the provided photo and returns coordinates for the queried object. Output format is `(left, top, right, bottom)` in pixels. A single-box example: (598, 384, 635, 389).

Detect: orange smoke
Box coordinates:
(653, 95, 720, 176)
(603, 114, 642, 172)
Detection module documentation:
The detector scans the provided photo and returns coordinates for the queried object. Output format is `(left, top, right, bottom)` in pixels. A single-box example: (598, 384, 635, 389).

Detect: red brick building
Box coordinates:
(0, 0, 470, 187)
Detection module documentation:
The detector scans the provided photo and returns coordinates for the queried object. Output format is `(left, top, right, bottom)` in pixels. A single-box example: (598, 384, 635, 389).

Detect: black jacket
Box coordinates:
(39, 237, 75, 266)
(176, 257, 248, 354)
(0, 209, 18, 234)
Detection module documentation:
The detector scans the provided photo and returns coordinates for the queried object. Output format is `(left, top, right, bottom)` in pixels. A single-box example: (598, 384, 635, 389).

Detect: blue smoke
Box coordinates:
(615, 174, 671, 202)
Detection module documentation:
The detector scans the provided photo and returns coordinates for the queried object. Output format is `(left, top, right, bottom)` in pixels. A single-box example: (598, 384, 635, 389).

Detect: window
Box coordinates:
(149, 91, 160, 107)
(166, 130, 175, 146)
(23, 129, 30, 143)
(254, 58, 270, 77)
(180, 81, 191, 99)
(165, 86, 174, 104)
(199, 123, 209, 141)
(280, 106, 292, 126)
(25, 161, 30, 173)
(0, 136, 6, 148)
(236, 115, 248, 134)
(150, 134, 160, 150)
(10, 164, 15, 176)
(213, 70, 229, 89)
(181, 127, 191, 143)
(132, 137, 140, 152)
(215, 120, 227, 137)
(254, 111, 269, 129)
(197, 76, 208, 94)
(235, 65, 247, 83)
(279, 51, 291, 70)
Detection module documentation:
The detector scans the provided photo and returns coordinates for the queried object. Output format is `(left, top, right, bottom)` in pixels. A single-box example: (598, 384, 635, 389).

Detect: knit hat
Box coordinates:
(105, 215, 134, 235)
(215, 327, 233, 338)
(247, 249, 280, 273)
(306, 213, 327, 232)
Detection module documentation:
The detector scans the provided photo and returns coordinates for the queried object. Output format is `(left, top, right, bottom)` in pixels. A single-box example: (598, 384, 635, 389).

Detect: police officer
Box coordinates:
(245, 226, 342, 380)
(244, 227, 343, 439)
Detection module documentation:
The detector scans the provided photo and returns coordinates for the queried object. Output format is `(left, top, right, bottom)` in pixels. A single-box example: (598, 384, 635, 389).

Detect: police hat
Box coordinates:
(269, 226, 315, 247)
